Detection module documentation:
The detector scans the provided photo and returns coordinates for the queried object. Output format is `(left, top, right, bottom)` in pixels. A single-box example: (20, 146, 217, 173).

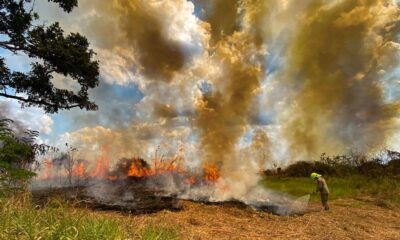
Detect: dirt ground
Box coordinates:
(105, 197, 400, 240)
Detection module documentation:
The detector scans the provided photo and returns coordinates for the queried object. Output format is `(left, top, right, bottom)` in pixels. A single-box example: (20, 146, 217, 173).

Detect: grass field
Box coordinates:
(1, 175, 399, 239)
(261, 175, 400, 205)
(0, 195, 178, 240)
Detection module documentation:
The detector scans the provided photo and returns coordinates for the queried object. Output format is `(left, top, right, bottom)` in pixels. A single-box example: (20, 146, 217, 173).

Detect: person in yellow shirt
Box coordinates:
(310, 172, 330, 211)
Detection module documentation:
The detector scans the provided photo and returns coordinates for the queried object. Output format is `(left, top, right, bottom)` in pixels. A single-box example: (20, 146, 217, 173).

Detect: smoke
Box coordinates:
(282, 0, 400, 159)
(193, 1, 275, 198)
(192, 0, 240, 42)
(34, 0, 206, 163)
(30, 0, 400, 203)
(251, 128, 271, 170)
(113, 0, 186, 81)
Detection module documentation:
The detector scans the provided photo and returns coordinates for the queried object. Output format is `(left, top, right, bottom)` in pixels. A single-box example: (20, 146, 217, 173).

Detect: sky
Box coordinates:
(2, 0, 400, 171)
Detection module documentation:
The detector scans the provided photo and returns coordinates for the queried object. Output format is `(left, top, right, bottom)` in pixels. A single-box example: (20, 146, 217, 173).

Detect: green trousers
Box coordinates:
(321, 193, 329, 210)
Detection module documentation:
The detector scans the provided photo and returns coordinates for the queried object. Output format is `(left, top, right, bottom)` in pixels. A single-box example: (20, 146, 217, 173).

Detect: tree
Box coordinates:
(0, 0, 99, 113)
(62, 143, 77, 185)
(0, 119, 52, 191)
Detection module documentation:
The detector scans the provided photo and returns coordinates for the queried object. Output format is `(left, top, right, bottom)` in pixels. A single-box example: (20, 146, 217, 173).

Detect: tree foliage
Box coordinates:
(0, 0, 99, 113)
(0, 118, 54, 185)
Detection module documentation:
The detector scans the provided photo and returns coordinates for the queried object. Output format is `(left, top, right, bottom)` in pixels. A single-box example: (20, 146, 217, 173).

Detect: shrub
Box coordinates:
(313, 161, 337, 176)
(387, 159, 400, 175)
(0, 119, 54, 192)
(279, 150, 400, 178)
(283, 161, 336, 177)
(284, 161, 314, 177)
(357, 161, 386, 177)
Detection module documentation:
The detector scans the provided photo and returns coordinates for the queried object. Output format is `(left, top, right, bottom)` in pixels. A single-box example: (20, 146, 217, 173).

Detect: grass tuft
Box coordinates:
(139, 226, 179, 240)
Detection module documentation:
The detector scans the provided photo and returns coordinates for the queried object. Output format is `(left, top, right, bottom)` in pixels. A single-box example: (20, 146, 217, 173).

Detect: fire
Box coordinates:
(185, 176, 198, 185)
(154, 159, 183, 174)
(73, 163, 85, 177)
(128, 158, 152, 177)
(38, 145, 224, 186)
(127, 157, 184, 178)
(89, 146, 110, 179)
(107, 175, 118, 181)
(203, 164, 220, 183)
(42, 160, 54, 179)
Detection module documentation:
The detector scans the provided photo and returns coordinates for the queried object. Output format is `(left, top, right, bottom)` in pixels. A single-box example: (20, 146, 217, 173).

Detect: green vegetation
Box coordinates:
(261, 176, 400, 205)
(140, 226, 179, 240)
(277, 152, 400, 178)
(0, 196, 126, 240)
(0, 119, 53, 194)
(1, 0, 99, 113)
(0, 195, 181, 240)
(262, 151, 400, 206)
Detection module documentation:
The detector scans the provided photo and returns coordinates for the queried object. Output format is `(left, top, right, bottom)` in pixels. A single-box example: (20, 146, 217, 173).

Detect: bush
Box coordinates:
(284, 161, 314, 177)
(283, 161, 336, 177)
(387, 159, 400, 175)
(357, 161, 386, 177)
(0, 119, 53, 192)
(314, 162, 337, 176)
(278, 150, 400, 178)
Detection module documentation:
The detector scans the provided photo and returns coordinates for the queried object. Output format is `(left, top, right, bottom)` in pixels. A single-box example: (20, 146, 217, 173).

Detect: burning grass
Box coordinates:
(35, 153, 308, 216)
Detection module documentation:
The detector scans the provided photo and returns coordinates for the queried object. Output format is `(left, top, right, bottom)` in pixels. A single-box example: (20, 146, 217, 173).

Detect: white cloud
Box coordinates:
(0, 98, 54, 135)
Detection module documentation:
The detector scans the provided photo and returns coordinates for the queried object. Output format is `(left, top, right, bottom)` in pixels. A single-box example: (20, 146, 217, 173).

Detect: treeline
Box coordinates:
(265, 150, 400, 178)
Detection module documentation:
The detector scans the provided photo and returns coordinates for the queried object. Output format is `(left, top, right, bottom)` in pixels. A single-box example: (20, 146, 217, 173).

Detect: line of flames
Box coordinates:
(39, 152, 220, 185)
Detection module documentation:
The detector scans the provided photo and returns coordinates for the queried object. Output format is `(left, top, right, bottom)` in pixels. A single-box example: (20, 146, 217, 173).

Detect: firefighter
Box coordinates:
(310, 172, 330, 211)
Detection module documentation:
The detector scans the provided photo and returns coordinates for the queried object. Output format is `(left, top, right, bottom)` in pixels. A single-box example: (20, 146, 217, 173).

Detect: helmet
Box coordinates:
(310, 172, 321, 179)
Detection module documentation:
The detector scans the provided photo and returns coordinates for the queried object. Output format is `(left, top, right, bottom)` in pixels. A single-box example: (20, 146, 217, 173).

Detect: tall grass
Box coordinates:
(0, 195, 126, 240)
(0, 194, 181, 240)
(261, 176, 400, 205)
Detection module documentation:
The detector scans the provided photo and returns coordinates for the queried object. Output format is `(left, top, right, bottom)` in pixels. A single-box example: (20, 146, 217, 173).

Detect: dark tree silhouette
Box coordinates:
(0, 0, 99, 113)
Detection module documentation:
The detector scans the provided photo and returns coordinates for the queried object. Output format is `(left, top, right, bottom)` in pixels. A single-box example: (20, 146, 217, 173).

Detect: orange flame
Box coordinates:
(203, 164, 220, 183)
(107, 175, 118, 181)
(73, 163, 85, 177)
(89, 146, 110, 179)
(42, 160, 54, 179)
(128, 158, 152, 177)
(185, 176, 198, 185)
(126, 157, 184, 178)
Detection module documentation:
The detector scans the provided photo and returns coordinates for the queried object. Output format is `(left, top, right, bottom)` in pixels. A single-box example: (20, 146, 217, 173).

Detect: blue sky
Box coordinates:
(50, 82, 144, 140)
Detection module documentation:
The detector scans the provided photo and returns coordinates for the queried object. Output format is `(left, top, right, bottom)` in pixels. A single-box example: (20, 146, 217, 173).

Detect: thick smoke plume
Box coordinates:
(193, 0, 274, 198)
(114, 0, 187, 81)
(32, 0, 400, 202)
(283, 0, 400, 159)
(193, 0, 240, 42)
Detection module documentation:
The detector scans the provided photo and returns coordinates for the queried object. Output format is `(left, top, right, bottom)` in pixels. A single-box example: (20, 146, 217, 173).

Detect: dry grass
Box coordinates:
(103, 198, 400, 240)
(2, 193, 399, 239)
